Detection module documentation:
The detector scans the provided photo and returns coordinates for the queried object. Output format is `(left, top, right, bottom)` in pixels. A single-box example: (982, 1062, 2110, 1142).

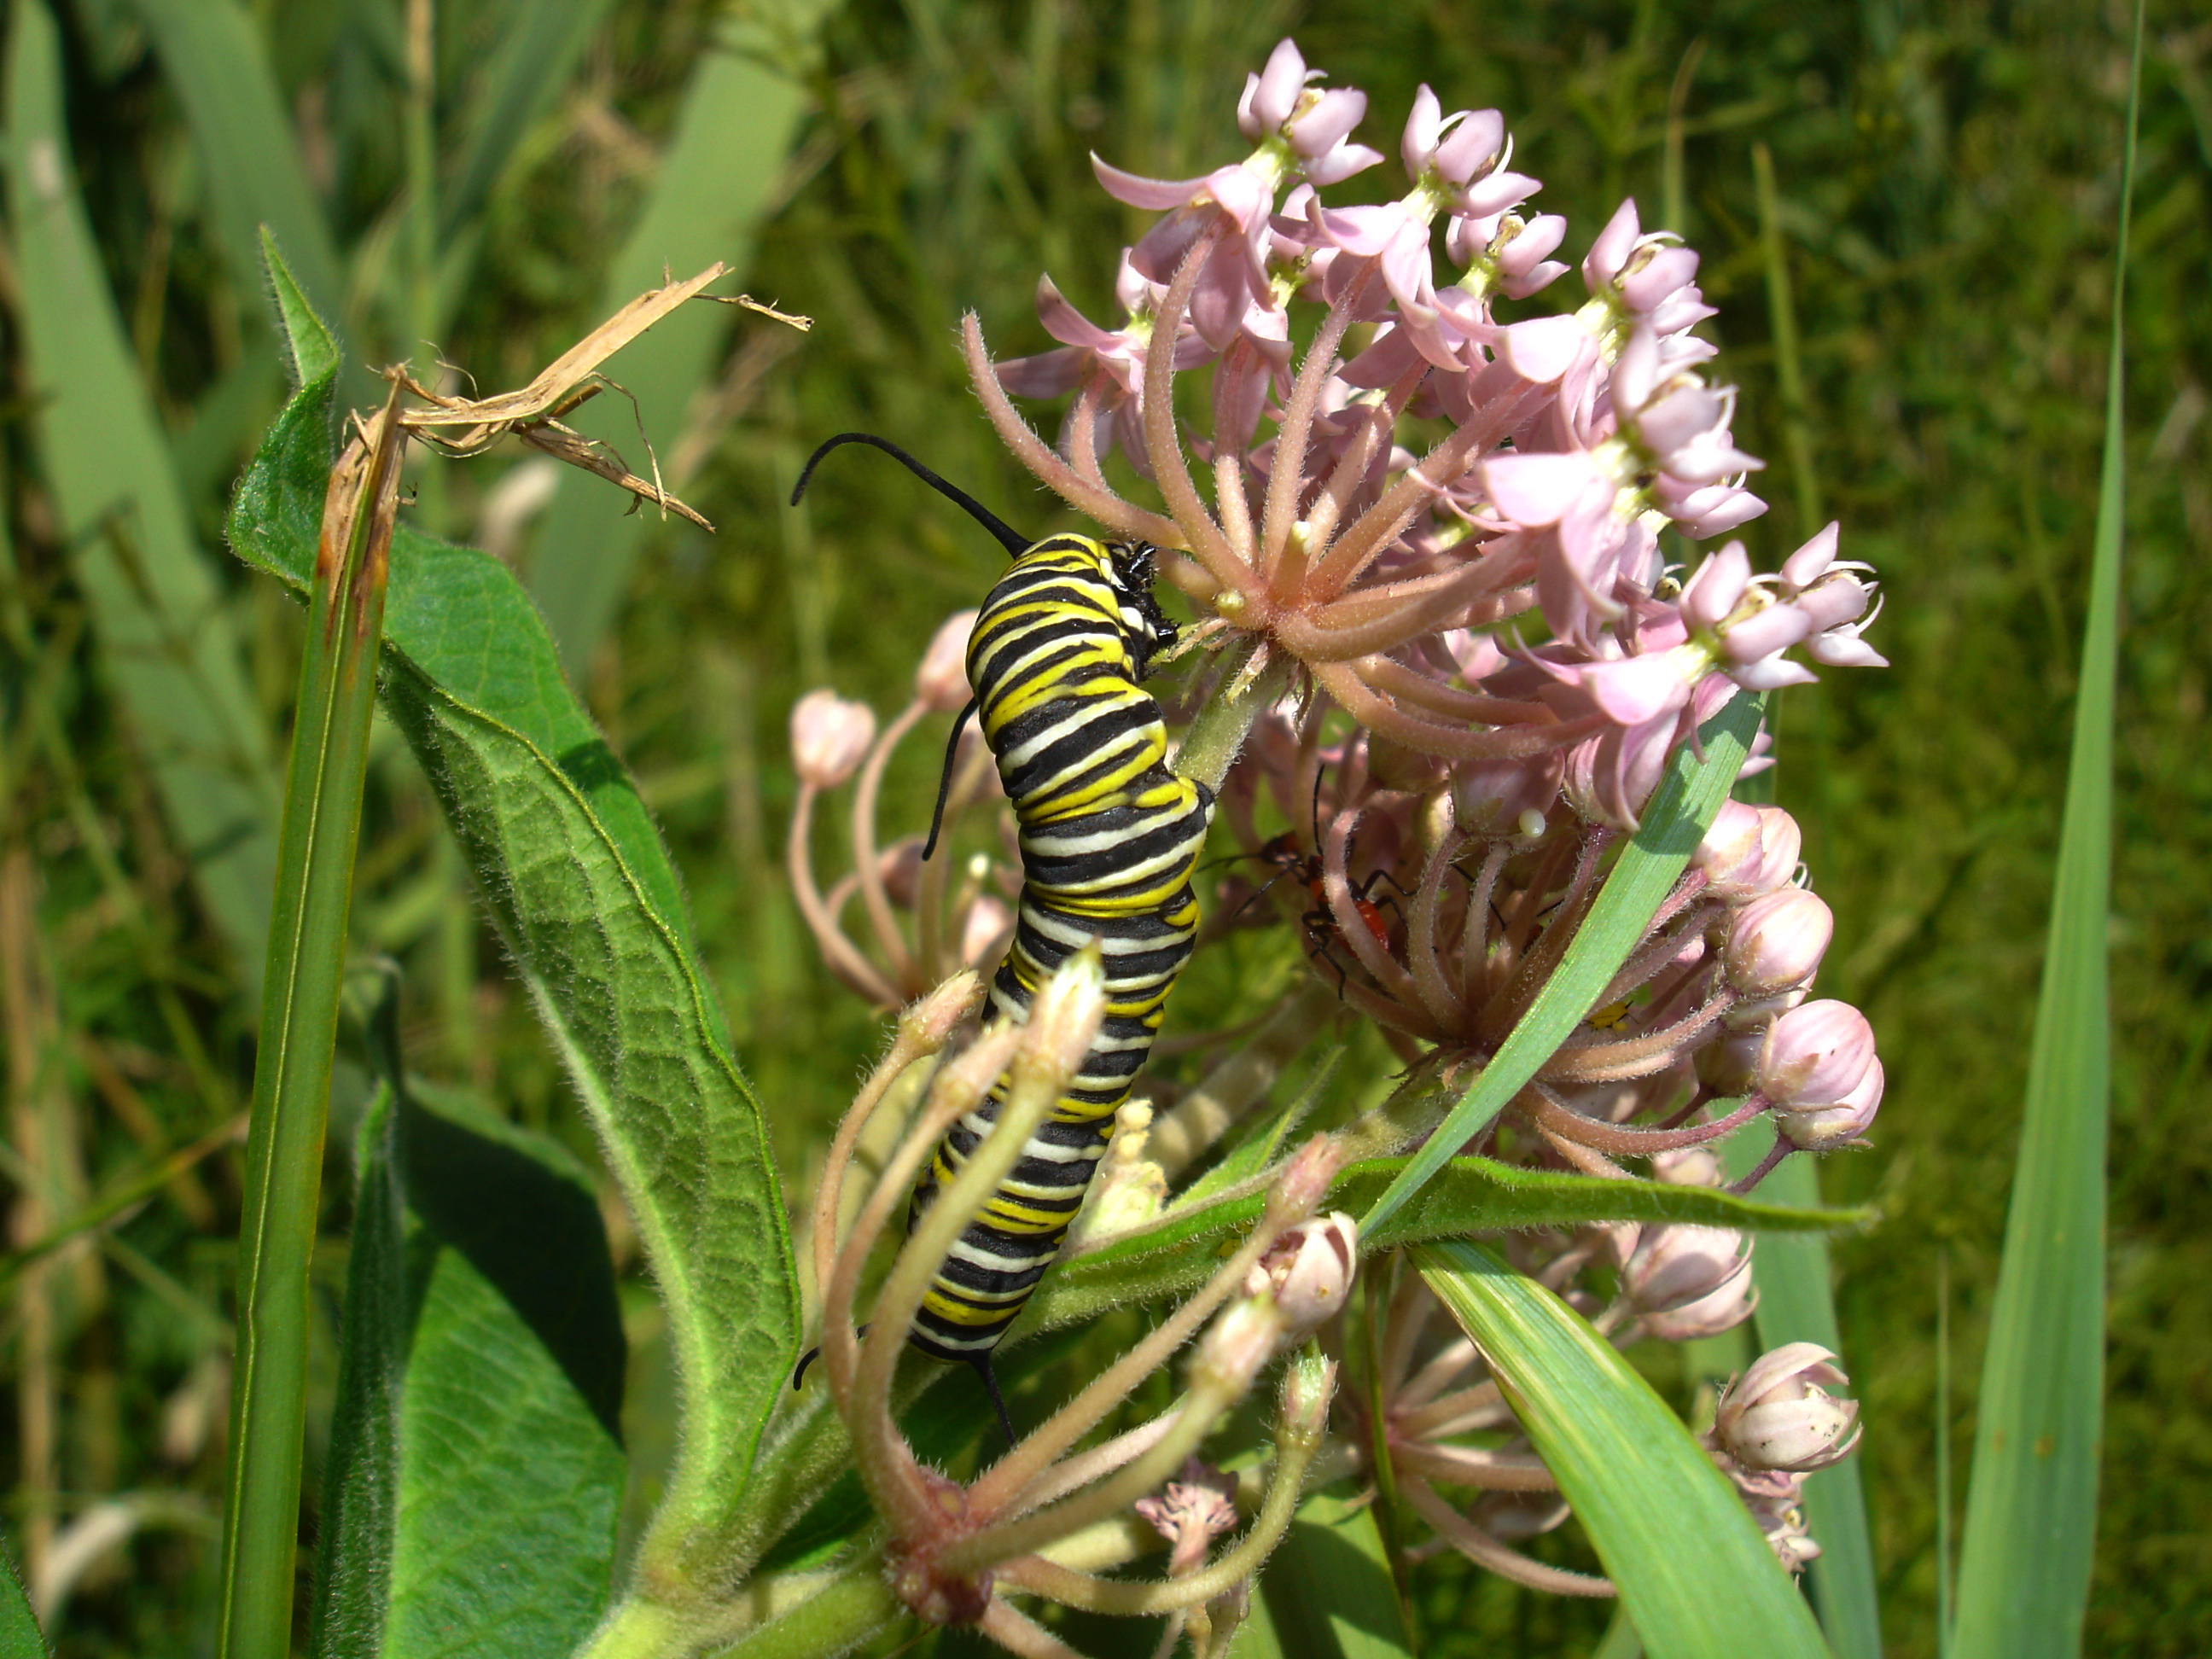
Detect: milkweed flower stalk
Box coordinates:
(780, 34, 1883, 1638)
(806, 961, 1350, 1650)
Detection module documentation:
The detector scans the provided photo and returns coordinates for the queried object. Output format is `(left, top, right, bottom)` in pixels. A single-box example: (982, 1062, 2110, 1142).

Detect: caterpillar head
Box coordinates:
(1106, 540, 1177, 678)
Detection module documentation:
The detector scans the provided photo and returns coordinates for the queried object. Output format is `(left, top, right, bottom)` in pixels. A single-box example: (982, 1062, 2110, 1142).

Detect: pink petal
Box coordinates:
(1679, 542, 1752, 631)
(1304, 142, 1385, 186)
(1461, 166, 1538, 218)
(1252, 38, 1308, 131)
(1291, 87, 1368, 156)
(1781, 521, 1842, 588)
(1481, 451, 1607, 527)
(993, 345, 1087, 399)
(1494, 315, 1587, 384)
(1034, 274, 1114, 350)
(1433, 108, 1504, 184)
(1092, 154, 1214, 209)
(1400, 85, 1442, 177)
(1580, 654, 1693, 725)
(1583, 199, 1642, 289)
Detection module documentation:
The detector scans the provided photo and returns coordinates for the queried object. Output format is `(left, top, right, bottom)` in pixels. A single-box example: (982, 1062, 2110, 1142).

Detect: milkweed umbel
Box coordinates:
(791, 434, 1215, 1430)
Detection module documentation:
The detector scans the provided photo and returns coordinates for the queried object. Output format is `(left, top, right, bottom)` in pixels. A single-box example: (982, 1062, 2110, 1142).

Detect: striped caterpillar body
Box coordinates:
(791, 435, 1214, 1418)
(908, 533, 1214, 1363)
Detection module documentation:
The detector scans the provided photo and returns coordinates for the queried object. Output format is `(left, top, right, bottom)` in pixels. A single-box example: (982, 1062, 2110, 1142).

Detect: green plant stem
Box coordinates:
(216, 393, 404, 1659)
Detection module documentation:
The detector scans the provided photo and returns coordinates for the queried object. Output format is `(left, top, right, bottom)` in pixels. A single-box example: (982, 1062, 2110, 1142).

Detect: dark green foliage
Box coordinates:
(2, 0, 2204, 1653)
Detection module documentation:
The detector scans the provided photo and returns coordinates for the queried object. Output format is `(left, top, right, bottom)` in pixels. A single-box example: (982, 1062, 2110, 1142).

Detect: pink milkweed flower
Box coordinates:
(1756, 999, 1877, 1108)
(790, 690, 876, 789)
(1237, 38, 1383, 186)
(1714, 1344, 1862, 1472)
(1777, 1058, 1884, 1150)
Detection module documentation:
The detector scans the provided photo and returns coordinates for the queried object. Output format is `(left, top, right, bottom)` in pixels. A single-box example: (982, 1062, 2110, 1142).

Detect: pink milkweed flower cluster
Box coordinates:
(967, 37, 1883, 783)
(784, 37, 1884, 1628)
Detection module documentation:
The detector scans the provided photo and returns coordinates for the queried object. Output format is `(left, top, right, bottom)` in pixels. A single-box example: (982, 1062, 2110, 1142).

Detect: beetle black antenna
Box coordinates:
(789, 432, 1031, 558)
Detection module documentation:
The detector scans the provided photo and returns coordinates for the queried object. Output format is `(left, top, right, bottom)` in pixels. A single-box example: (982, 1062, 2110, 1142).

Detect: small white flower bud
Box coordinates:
(959, 895, 1013, 969)
(1757, 999, 1877, 1108)
(899, 970, 986, 1052)
(789, 690, 876, 789)
(1244, 1213, 1357, 1336)
(1192, 1296, 1284, 1395)
(1266, 1136, 1346, 1221)
(1714, 1343, 1862, 1472)
(1723, 887, 1833, 998)
(1624, 1224, 1751, 1315)
(1777, 1058, 1883, 1150)
(915, 609, 980, 713)
(1017, 945, 1109, 1084)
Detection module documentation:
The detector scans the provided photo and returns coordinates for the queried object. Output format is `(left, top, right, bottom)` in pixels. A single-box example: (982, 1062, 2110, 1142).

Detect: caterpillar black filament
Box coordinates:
(792, 434, 1215, 1427)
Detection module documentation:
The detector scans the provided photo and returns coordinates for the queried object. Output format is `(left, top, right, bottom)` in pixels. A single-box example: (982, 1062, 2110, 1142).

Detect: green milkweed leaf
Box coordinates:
(226, 247, 800, 1595)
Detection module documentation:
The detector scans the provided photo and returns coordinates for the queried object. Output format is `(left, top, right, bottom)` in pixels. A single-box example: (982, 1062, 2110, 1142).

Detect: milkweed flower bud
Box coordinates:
(1640, 1258, 1758, 1342)
(1623, 1225, 1751, 1315)
(790, 690, 876, 789)
(1193, 1295, 1284, 1394)
(1245, 1213, 1357, 1336)
(1268, 1135, 1346, 1220)
(899, 970, 987, 1052)
(1699, 802, 1802, 901)
(1776, 1058, 1884, 1150)
(1756, 999, 1876, 1109)
(1020, 946, 1109, 1081)
(1722, 887, 1833, 998)
(916, 609, 981, 712)
(959, 895, 1013, 970)
(1714, 1343, 1862, 1472)
(1695, 1026, 1767, 1096)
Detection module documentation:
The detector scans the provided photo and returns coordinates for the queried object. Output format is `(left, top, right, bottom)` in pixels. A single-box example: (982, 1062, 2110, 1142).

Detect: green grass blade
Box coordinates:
(131, 0, 346, 325)
(1028, 1152, 1866, 1341)
(1415, 1239, 1831, 1659)
(1361, 692, 1766, 1234)
(224, 300, 799, 1604)
(0, 1539, 42, 1659)
(441, 0, 619, 242)
(1260, 1491, 1416, 1659)
(1724, 1148, 1880, 1659)
(311, 1001, 626, 1658)
(217, 381, 405, 1658)
(4, 0, 281, 985)
(526, 1, 841, 670)
(1948, 3, 2139, 1652)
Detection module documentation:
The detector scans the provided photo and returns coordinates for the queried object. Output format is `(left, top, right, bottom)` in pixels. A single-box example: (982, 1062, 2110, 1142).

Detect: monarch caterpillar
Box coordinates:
(791, 434, 1215, 1430)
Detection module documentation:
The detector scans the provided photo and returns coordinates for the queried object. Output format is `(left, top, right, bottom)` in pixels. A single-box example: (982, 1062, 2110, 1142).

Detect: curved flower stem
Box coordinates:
(1397, 1377, 1508, 1437)
(1523, 1081, 1767, 1156)
(1305, 380, 1545, 598)
(852, 700, 927, 988)
(1300, 360, 1427, 562)
(1392, 1440, 1559, 1492)
(992, 1361, 1330, 1613)
(963, 313, 1183, 547)
(968, 1210, 1289, 1518)
(1004, 1406, 1186, 1514)
(1534, 1119, 1637, 1180)
(1406, 829, 1466, 1031)
(977, 1601, 1090, 1659)
(1312, 659, 1597, 764)
(787, 788, 900, 1004)
(811, 1022, 943, 1336)
(1260, 265, 1375, 585)
(1726, 1129, 1795, 1195)
(1142, 230, 1242, 582)
(1400, 1476, 1615, 1598)
(950, 1375, 1236, 1575)
(1543, 994, 1732, 1086)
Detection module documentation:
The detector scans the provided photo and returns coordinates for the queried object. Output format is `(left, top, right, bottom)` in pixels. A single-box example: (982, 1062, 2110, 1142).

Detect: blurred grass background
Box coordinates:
(0, 0, 2203, 1652)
